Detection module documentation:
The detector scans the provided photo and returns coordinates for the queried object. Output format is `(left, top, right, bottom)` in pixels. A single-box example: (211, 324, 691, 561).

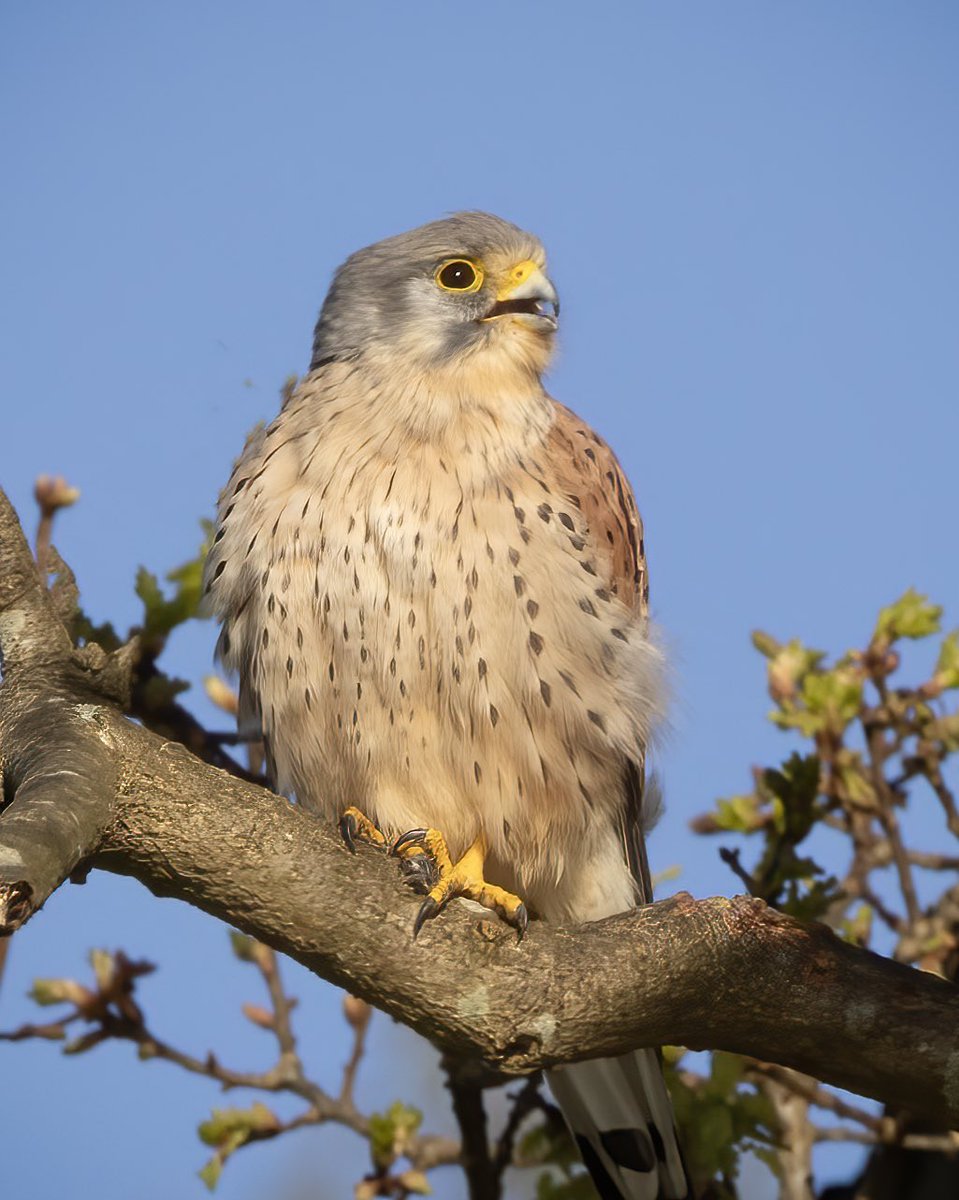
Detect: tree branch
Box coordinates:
(3, 485, 959, 1133)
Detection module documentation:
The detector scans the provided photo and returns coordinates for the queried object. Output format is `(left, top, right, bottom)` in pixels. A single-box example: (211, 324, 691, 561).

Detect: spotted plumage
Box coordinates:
(204, 212, 689, 1199)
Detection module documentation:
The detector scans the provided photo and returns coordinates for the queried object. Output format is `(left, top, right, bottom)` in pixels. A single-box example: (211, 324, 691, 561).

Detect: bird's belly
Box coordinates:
(252, 484, 651, 907)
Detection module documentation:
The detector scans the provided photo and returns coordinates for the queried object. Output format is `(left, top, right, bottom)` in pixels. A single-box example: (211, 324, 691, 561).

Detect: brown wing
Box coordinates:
(543, 402, 649, 620)
(544, 401, 654, 903)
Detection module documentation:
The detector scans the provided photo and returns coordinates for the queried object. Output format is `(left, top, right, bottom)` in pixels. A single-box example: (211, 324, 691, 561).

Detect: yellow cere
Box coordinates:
(496, 259, 541, 300)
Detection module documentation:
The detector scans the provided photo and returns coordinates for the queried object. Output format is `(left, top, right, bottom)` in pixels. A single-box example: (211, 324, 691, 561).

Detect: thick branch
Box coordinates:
(0, 490, 118, 921)
(3, 485, 959, 1133)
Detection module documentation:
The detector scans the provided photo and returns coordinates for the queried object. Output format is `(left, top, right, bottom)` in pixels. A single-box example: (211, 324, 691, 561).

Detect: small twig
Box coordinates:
(493, 1074, 543, 1178)
(718, 847, 762, 895)
(252, 943, 298, 1060)
(863, 721, 921, 925)
(907, 850, 959, 871)
(747, 1060, 882, 1133)
(812, 1125, 959, 1153)
(33, 476, 79, 582)
(857, 880, 907, 934)
(444, 1058, 498, 1200)
(339, 996, 372, 1107)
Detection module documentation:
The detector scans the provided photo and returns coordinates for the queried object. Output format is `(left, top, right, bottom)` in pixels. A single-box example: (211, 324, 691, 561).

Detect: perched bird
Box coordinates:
(204, 212, 690, 1200)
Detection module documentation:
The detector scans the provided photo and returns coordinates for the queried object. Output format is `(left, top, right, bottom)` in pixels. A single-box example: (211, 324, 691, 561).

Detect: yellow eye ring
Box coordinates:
(435, 259, 484, 293)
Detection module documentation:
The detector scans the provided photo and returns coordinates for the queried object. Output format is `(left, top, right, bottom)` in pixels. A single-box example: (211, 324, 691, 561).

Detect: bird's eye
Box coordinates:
(435, 259, 483, 293)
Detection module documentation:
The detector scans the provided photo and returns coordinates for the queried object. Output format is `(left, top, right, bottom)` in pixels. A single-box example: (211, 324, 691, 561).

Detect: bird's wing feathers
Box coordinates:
(543, 403, 689, 1200)
(544, 401, 649, 619)
(544, 401, 654, 903)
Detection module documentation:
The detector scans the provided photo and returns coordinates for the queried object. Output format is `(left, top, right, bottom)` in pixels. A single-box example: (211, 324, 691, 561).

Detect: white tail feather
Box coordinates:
(548, 1048, 689, 1199)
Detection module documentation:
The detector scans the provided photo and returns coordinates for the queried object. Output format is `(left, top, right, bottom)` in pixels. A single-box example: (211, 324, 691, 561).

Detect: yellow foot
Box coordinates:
(339, 806, 387, 854)
(390, 829, 529, 940)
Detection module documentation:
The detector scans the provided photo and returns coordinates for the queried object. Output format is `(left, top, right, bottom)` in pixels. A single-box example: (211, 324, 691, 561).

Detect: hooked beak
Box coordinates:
(482, 260, 559, 331)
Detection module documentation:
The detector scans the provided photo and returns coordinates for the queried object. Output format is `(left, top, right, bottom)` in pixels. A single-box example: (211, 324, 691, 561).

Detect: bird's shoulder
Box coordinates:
(539, 400, 649, 617)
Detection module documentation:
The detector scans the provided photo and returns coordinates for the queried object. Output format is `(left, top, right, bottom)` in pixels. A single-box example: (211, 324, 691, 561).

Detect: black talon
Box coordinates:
(339, 813, 357, 854)
(412, 895, 441, 939)
(391, 828, 429, 856)
(514, 903, 529, 940)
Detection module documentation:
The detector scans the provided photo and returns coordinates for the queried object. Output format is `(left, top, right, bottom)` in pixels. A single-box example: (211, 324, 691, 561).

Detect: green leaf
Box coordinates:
(198, 1102, 278, 1148)
(712, 793, 765, 834)
(935, 631, 959, 690)
(761, 754, 821, 840)
(875, 589, 942, 643)
(368, 1101, 423, 1168)
(386, 1099, 422, 1141)
(89, 947, 116, 991)
(708, 1051, 745, 1097)
(765, 639, 827, 705)
(751, 630, 781, 659)
(368, 1110, 397, 1170)
(800, 668, 862, 732)
(198, 1158, 222, 1192)
(29, 978, 91, 1007)
(135, 527, 213, 642)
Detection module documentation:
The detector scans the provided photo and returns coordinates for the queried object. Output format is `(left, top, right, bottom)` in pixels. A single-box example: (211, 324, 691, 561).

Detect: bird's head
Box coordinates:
(311, 212, 559, 382)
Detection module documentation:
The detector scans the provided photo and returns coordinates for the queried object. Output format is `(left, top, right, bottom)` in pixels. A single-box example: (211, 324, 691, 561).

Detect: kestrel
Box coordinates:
(204, 213, 689, 1199)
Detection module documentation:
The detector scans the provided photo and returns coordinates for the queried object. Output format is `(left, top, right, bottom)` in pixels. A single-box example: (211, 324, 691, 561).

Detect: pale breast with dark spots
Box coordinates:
(204, 380, 662, 918)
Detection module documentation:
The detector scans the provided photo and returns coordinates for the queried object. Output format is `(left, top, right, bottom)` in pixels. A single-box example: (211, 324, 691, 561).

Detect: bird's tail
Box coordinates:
(547, 1048, 690, 1199)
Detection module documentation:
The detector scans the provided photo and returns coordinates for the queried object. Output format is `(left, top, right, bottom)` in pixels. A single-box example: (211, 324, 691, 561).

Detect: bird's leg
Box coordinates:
(391, 829, 528, 939)
(339, 805, 387, 853)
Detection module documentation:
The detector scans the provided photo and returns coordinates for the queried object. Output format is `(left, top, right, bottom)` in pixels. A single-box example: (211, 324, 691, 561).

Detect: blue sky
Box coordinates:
(2, 3, 957, 1197)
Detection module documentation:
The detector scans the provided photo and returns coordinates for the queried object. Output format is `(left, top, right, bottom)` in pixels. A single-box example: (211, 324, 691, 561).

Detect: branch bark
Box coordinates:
(3, 485, 959, 1132)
